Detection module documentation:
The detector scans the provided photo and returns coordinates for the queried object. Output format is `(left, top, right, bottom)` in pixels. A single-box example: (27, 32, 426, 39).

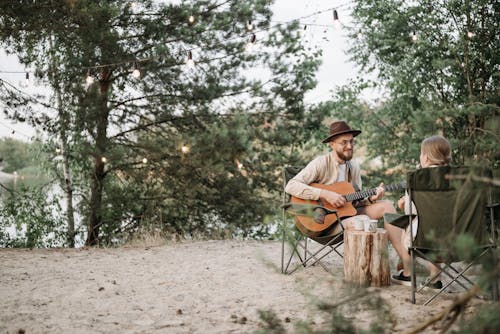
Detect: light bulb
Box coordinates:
(188, 15, 195, 24)
(55, 148, 61, 154)
(101, 156, 107, 163)
(131, 62, 141, 79)
(411, 31, 418, 42)
(244, 34, 256, 53)
(333, 9, 341, 30)
(246, 20, 253, 31)
(86, 70, 94, 84)
(181, 145, 190, 153)
(142, 157, 148, 164)
(185, 51, 195, 69)
(467, 31, 475, 38)
(25, 72, 30, 86)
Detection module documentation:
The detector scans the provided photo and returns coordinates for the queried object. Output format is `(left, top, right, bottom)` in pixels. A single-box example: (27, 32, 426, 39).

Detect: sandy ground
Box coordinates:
(0, 240, 486, 334)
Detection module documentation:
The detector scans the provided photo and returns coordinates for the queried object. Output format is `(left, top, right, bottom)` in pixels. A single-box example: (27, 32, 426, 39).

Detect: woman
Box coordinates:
(386, 135, 452, 289)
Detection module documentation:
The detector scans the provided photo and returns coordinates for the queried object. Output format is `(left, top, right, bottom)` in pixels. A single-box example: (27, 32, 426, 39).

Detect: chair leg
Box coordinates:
(304, 238, 308, 264)
(281, 213, 286, 274)
(491, 246, 499, 302)
(448, 263, 474, 287)
(422, 249, 490, 306)
(410, 249, 416, 304)
(284, 233, 343, 275)
(299, 233, 343, 268)
(284, 237, 306, 274)
(333, 242, 344, 258)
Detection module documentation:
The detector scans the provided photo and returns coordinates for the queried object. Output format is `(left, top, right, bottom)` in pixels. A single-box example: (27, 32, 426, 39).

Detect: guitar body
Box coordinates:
(290, 182, 357, 238)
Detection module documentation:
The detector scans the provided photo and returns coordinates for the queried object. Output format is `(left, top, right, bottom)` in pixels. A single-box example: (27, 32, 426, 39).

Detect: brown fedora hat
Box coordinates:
(321, 121, 361, 143)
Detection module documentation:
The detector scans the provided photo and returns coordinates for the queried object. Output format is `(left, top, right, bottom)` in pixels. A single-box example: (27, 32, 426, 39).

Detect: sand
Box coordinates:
(0, 240, 486, 333)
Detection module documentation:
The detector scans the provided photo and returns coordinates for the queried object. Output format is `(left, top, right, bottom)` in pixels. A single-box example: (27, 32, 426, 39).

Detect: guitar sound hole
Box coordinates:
(313, 208, 326, 224)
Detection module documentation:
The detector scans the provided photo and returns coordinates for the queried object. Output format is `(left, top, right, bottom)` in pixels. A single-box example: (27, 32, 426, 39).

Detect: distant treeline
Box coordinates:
(0, 138, 45, 174)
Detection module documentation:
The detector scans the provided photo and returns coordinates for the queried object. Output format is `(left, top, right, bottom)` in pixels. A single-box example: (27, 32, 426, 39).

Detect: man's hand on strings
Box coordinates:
(369, 182, 385, 203)
(320, 189, 346, 208)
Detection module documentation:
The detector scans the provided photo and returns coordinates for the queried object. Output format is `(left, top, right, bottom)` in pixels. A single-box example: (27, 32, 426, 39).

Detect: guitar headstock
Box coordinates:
(384, 181, 406, 192)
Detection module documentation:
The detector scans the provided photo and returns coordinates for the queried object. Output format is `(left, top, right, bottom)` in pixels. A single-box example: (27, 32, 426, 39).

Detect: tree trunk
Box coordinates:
(85, 69, 111, 246)
(61, 142, 76, 247)
(50, 36, 76, 248)
(343, 229, 390, 287)
(56, 86, 76, 248)
(86, 156, 105, 246)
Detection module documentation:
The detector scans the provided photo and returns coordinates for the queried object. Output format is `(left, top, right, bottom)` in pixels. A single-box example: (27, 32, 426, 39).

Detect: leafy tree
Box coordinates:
(0, 184, 66, 248)
(0, 138, 43, 174)
(324, 0, 499, 175)
(0, 0, 323, 245)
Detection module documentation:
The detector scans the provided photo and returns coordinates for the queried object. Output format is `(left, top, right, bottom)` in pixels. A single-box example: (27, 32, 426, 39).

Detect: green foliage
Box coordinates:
(256, 287, 394, 334)
(255, 310, 286, 334)
(0, 0, 324, 245)
(309, 0, 500, 177)
(453, 303, 500, 334)
(0, 185, 66, 248)
(0, 138, 45, 174)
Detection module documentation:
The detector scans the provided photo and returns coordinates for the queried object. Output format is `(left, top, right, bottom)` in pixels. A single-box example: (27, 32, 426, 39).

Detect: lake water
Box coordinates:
(0, 174, 85, 247)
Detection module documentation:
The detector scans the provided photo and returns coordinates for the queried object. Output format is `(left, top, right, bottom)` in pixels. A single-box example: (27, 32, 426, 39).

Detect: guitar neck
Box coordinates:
(343, 183, 402, 202)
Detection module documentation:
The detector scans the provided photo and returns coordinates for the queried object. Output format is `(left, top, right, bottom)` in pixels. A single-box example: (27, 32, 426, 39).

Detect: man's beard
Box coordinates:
(337, 149, 353, 162)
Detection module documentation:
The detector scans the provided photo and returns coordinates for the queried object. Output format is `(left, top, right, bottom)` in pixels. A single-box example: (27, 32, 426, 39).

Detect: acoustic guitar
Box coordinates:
(289, 181, 405, 237)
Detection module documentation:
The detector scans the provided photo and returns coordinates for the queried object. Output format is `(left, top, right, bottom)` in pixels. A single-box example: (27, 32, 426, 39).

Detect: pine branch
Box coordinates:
(402, 285, 480, 334)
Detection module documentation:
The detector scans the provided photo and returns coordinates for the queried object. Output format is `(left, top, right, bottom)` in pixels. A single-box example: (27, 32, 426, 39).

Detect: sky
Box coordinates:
(0, 0, 364, 141)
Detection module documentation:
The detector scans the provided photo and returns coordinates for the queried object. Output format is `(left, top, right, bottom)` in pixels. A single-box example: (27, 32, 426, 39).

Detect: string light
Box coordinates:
(86, 69, 94, 84)
(467, 31, 475, 38)
(1, 5, 352, 79)
(185, 51, 195, 69)
(101, 156, 107, 163)
(244, 34, 257, 53)
(332, 9, 341, 30)
(246, 20, 253, 31)
(411, 31, 418, 42)
(24, 72, 30, 86)
(142, 157, 148, 164)
(181, 145, 190, 153)
(55, 148, 61, 154)
(10, 130, 15, 138)
(131, 62, 141, 79)
(0, 119, 32, 140)
(357, 30, 363, 39)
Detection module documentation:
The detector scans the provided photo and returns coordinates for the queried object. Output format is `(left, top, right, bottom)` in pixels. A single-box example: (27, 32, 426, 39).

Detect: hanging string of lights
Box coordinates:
(0, 1, 481, 146)
(0, 120, 32, 140)
(0, 4, 352, 84)
(0, 0, 481, 82)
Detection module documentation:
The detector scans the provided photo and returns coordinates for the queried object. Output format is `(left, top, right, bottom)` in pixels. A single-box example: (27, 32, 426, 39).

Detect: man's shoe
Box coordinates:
(391, 271, 412, 286)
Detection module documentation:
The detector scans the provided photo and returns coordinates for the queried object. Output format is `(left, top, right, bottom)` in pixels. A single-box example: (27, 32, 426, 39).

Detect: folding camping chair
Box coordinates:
(281, 166, 345, 275)
(399, 166, 498, 305)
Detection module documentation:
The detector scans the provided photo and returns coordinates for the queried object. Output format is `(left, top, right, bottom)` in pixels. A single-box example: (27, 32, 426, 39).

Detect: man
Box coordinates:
(285, 120, 396, 235)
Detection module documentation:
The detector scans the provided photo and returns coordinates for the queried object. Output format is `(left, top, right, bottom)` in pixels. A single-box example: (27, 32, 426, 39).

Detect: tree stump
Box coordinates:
(343, 228, 390, 287)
